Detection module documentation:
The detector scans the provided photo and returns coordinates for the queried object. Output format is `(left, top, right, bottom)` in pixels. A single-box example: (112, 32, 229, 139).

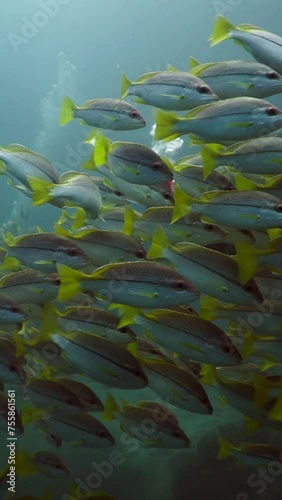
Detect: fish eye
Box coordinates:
(174, 280, 187, 291)
(163, 192, 171, 200)
(173, 430, 182, 438)
(68, 247, 79, 257)
(206, 224, 215, 232)
(9, 365, 17, 373)
(9, 305, 20, 313)
(119, 326, 128, 333)
(276, 204, 282, 212)
(115, 190, 123, 197)
(53, 277, 61, 286)
(267, 71, 280, 79)
(99, 430, 106, 438)
(134, 368, 144, 377)
(245, 283, 255, 293)
(222, 344, 231, 353)
(200, 396, 208, 405)
(266, 106, 279, 116)
(130, 111, 139, 119)
(151, 348, 159, 355)
(136, 249, 146, 258)
(55, 463, 63, 469)
(152, 162, 163, 171)
(198, 84, 211, 94)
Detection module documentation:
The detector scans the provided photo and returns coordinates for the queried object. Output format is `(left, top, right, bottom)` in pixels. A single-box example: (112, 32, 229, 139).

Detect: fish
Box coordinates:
(4, 232, 90, 273)
(92, 176, 127, 206)
(55, 224, 147, 266)
(25, 377, 85, 412)
(174, 356, 202, 378)
(218, 438, 282, 468)
(191, 57, 282, 99)
(236, 238, 282, 283)
(136, 400, 179, 423)
(124, 205, 226, 246)
(0, 293, 27, 324)
(173, 157, 235, 198)
(0, 144, 59, 190)
(83, 162, 174, 207)
(173, 185, 282, 230)
(119, 307, 241, 366)
(68, 206, 127, 233)
(45, 303, 136, 346)
(254, 267, 282, 300)
(60, 96, 146, 130)
(57, 379, 104, 412)
(246, 335, 282, 365)
(0, 270, 60, 304)
(121, 70, 218, 110)
(39, 329, 148, 389)
(134, 338, 174, 364)
(139, 357, 213, 414)
(28, 172, 103, 220)
(154, 97, 282, 144)
(57, 261, 200, 308)
(92, 131, 173, 185)
(17, 336, 77, 376)
(202, 137, 282, 178)
(235, 173, 282, 201)
(104, 394, 191, 448)
(16, 450, 70, 478)
(201, 296, 282, 336)
(41, 411, 115, 448)
(202, 366, 282, 431)
(210, 16, 282, 75)
(147, 226, 263, 304)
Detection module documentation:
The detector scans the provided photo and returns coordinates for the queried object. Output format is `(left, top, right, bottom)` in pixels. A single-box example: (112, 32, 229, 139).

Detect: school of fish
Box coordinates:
(2, 14, 282, 500)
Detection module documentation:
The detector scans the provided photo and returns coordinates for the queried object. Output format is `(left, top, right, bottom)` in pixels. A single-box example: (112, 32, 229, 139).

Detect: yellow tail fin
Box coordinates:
(154, 110, 182, 142)
(28, 176, 54, 206)
(60, 96, 76, 126)
(209, 15, 235, 46)
(201, 143, 225, 180)
(94, 131, 111, 167)
(147, 225, 169, 260)
(103, 393, 120, 421)
(218, 436, 236, 460)
(121, 74, 132, 100)
(172, 184, 194, 223)
(124, 206, 139, 235)
(236, 241, 259, 284)
(57, 264, 84, 301)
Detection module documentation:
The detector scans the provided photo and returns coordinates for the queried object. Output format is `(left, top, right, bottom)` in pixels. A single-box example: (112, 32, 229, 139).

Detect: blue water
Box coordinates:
(1, 1, 282, 499)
